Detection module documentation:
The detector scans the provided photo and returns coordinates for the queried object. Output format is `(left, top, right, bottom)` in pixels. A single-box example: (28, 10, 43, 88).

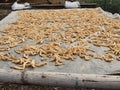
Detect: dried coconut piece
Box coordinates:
(63, 54, 75, 61)
(0, 46, 5, 51)
(0, 54, 7, 60)
(41, 55, 46, 61)
(23, 54, 29, 59)
(30, 60, 36, 68)
(55, 61, 64, 66)
(84, 53, 94, 61)
(36, 62, 47, 67)
(14, 49, 21, 54)
(15, 45, 40, 56)
(96, 53, 115, 62)
(11, 59, 39, 70)
(12, 59, 20, 64)
(39, 49, 46, 56)
(117, 55, 120, 61)
(0, 53, 12, 61)
(11, 65, 24, 70)
(50, 53, 64, 65)
(8, 54, 18, 61)
(84, 55, 91, 61)
(9, 42, 20, 48)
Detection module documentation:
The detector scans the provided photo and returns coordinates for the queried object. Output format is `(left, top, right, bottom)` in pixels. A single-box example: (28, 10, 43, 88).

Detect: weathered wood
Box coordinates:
(31, 3, 64, 7)
(19, 0, 65, 4)
(0, 69, 22, 84)
(0, 3, 12, 9)
(0, 2, 97, 9)
(0, 69, 120, 89)
(81, 2, 97, 8)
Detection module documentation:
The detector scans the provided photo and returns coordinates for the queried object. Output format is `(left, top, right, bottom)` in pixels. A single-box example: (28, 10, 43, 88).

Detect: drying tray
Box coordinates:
(0, 8, 120, 89)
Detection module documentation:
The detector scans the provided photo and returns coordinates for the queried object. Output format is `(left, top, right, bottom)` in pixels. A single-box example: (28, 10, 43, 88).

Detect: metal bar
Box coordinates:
(0, 69, 120, 89)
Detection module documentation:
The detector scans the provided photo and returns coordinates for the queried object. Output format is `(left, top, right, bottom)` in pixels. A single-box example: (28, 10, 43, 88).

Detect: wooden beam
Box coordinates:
(0, 2, 97, 9)
(0, 69, 120, 89)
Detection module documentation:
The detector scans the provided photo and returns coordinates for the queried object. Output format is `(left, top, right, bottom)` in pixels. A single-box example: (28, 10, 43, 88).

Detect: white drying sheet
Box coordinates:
(0, 8, 120, 75)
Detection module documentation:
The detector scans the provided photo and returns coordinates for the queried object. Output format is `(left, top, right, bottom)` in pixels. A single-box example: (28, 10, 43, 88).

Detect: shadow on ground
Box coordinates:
(0, 9, 11, 20)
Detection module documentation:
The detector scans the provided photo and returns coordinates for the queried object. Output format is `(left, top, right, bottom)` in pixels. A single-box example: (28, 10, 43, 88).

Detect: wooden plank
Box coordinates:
(19, 0, 65, 4)
(31, 3, 64, 7)
(0, 2, 97, 9)
(0, 3, 12, 9)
